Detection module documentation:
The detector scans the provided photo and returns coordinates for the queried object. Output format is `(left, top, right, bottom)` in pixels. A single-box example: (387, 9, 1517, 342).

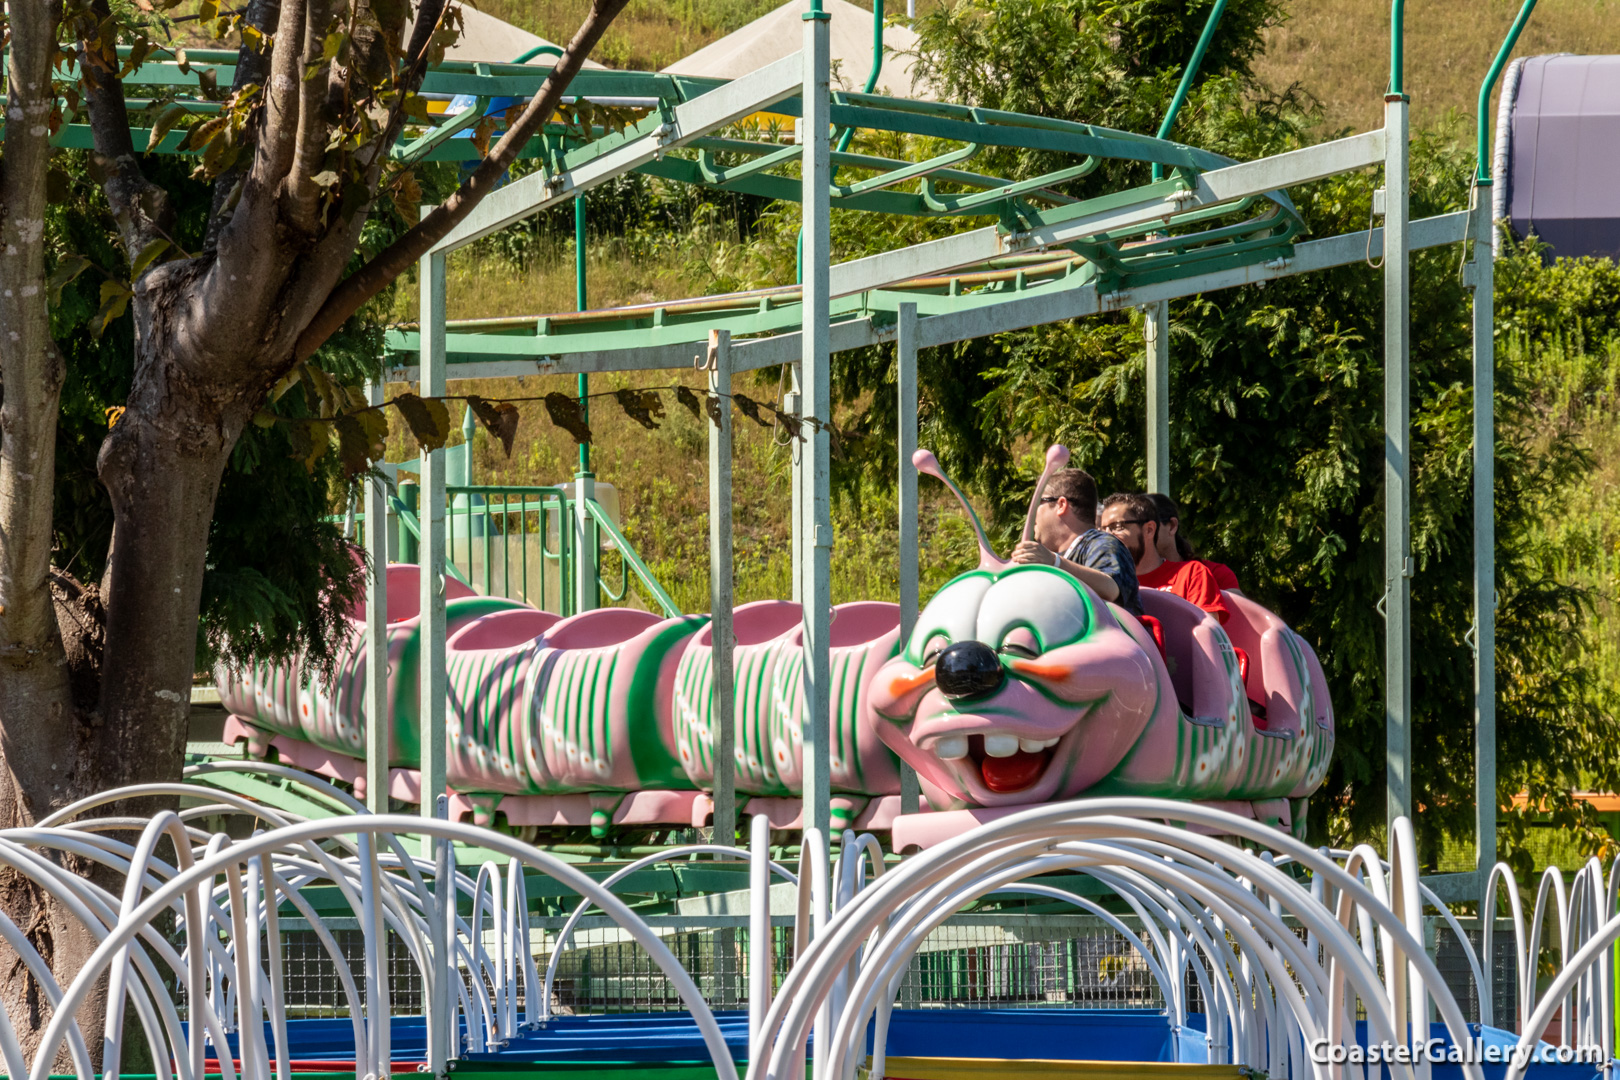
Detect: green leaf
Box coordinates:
(146, 102, 188, 153)
(268, 365, 303, 403)
(334, 413, 378, 476)
(91, 279, 134, 337)
(47, 255, 92, 305)
(392, 393, 452, 451)
(287, 419, 332, 471)
(44, 168, 72, 204)
(130, 238, 170, 278)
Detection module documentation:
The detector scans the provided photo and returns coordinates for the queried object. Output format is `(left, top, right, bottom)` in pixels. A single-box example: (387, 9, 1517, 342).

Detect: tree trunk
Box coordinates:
(96, 318, 246, 784)
(0, 4, 123, 1065)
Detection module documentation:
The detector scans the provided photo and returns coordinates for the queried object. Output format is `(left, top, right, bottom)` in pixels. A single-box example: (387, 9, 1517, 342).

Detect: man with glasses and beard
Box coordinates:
(1098, 492, 1229, 624)
(1010, 468, 1142, 616)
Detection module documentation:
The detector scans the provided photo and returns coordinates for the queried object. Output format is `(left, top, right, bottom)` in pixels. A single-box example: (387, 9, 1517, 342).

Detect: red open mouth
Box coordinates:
(964, 734, 1054, 794)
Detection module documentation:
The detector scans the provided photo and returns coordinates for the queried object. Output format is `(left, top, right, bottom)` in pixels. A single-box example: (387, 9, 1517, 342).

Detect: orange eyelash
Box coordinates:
(1011, 659, 1072, 681)
(887, 669, 937, 698)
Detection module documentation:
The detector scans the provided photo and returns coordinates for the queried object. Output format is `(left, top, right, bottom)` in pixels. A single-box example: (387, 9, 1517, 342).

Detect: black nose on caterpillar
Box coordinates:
(934, 640, 1005, 700)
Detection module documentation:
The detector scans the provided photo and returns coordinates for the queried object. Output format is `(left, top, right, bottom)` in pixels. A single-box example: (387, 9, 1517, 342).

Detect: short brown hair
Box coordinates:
(1043, 468, 1099, 525)
(1100, 492, 1159, 527)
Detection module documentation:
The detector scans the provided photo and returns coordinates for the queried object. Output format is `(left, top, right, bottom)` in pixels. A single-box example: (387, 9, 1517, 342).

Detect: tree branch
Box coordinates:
(283, 0, 341, 233)
(290, 0, 631, 361)
(77, 0, 170, 256)
(260, 0, 309, 186)
(206, 0, 281, 248)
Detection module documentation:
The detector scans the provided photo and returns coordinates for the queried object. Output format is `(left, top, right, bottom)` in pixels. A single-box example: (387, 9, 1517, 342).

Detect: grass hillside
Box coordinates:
(1254, 0, 1620, 133)
(401, 0, 1620, 661)
(481, 0, 1620, 131)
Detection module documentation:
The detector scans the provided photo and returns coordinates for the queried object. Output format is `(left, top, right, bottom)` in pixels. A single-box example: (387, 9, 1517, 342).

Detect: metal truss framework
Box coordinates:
(65, 0, 1544, 901)
(368, 29, 1500, 901)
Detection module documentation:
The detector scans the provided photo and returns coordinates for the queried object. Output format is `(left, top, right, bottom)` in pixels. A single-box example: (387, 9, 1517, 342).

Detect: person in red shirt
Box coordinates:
(1100, 493, 1229, 624)
(1147, 493, 1243, 596)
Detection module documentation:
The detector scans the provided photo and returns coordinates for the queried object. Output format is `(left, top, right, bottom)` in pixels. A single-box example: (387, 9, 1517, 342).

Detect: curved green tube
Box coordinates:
(510, 43, 565, 64)
(834, 0, 885, 154)
(1476, 0, 1538, 183)
(1151, 0, 1226, 182)
(1389, 0, 1404, 96)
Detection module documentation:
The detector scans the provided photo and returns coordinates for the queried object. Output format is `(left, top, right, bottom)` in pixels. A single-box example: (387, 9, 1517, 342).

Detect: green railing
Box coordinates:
(384, 484, 680, 618)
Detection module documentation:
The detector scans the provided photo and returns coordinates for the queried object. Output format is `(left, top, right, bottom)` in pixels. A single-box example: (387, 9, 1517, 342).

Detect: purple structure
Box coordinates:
(1494, 54, 1620, 260)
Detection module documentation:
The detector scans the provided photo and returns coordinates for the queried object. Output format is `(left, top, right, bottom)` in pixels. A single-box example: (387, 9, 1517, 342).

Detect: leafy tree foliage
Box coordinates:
(814, 0, 1619, 862)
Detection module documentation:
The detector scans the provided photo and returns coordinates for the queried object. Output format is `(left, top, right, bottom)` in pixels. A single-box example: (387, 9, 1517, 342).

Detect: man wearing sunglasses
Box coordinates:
(1099, 492, 1229, 624)
(1010, 468, 1142, 616)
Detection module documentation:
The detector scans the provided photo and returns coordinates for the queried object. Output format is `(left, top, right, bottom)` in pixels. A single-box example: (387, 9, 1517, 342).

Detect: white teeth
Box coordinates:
(1042, 737, 1061, 750)
(934, 735, 969, 760)
(983, 735, 1020, 758)
(1020, 737, 1054, 754)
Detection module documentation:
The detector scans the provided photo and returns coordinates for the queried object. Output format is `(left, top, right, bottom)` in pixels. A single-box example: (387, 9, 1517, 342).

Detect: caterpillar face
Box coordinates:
(869, 564, 1159, 809)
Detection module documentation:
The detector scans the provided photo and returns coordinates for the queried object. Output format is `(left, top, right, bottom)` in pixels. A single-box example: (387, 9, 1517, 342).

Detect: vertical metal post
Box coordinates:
(420, 241, 449, 853)
(1383, 94, 1413, 830)
(789, 362, 804, 604)
(365, 379, 390, 815)
(1144, 300, 1171, 496)
(748, 811, 773, 1056)
(574, 196, 598, 614)
(429, 793, 451, 1075)
(709, 330, 737, 843)
(398, 482, 418, 564)
(799, 3, 833, 847)
(896, 302, 921, 817)
(1469, 184, 1497, 880)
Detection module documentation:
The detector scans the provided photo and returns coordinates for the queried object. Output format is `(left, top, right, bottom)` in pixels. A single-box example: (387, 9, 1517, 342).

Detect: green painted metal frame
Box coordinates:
(43, 46, 1303, 301)
(384, 485, 679, 616)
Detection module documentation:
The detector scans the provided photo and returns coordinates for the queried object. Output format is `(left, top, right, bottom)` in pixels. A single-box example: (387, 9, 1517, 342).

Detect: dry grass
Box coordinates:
(470, 0, 808, 73)
(1254, 0, 1620, 134)
(382, 364, 983, 613)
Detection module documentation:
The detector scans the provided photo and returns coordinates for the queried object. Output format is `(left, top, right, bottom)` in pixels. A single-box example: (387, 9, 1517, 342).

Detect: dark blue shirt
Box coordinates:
(1062, 529, 1142, 616)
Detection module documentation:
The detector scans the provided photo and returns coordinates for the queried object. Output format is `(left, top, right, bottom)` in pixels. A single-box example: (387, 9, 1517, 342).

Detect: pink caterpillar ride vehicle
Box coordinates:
(215, 446, 1333, 844)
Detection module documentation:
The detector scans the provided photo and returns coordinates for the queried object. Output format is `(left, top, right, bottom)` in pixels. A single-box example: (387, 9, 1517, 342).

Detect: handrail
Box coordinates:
(1151, 0, 1227, 181)
(584, 499, 681, 616)
(371, 484, 677, 616)
(1476, 0, 1538, 183)
(389, 497, 474, 587)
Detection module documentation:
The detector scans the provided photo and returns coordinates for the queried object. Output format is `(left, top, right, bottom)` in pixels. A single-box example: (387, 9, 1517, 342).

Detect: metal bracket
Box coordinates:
(1464, 622, 1478, 657)
(1461, 261, 1480, 290)
(1377, 591, 1388, 621)
(1373, 187, 1387, 217)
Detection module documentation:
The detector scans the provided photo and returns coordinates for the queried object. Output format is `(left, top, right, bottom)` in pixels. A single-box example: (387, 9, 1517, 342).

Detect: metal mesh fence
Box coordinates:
(543, 914, 1163, 1015)
(176, 926, 424, 1020)
(170, 913, 1513, 1022)
(1434, 920, 1518, 1025)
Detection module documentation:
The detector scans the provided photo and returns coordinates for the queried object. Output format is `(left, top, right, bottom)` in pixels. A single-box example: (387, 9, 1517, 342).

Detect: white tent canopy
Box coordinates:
(662, 0, 927, 99)
(434, 6, 607, 68)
